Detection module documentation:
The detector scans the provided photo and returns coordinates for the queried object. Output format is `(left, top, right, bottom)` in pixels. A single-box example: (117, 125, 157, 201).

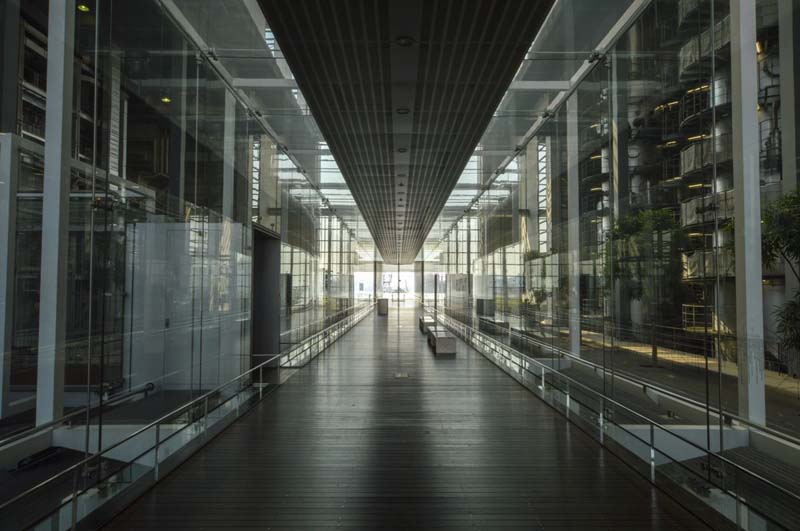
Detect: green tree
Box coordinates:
(610, 208, 685, 367)
(762, 191, 800, 362)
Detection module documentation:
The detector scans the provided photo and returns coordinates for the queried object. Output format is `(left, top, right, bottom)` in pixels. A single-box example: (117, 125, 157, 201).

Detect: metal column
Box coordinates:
(35, 0, 76, 425)
(731, 0, 766, 424)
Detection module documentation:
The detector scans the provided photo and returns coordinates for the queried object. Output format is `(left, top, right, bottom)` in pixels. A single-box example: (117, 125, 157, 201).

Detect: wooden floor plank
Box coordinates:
(105, 306, 709, 530)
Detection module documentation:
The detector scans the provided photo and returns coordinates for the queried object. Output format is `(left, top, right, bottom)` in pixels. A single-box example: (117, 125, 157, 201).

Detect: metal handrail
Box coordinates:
(0, 382, 156, 449)
(507, 325, 800, 449)
(0, 303, 373, 452)
(0, 353, 280, 512)
(454, 304, 800, 449)
(280, 302, 376, 366)
(426, 305, 800, 506)
(1, 302, 375, 514)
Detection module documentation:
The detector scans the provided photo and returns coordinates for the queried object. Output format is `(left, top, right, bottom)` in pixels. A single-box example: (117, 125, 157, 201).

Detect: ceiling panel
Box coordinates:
(260, 0, 552, 263)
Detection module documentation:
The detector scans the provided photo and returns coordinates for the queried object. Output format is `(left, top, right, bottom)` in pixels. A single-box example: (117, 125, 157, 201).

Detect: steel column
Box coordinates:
(36, 0, 76, 425)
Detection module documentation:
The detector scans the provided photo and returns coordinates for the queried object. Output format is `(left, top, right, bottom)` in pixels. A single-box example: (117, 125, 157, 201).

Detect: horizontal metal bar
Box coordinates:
(505, 325, 800, 450)
(232, 77, 296, 88)
(0, 382, 155, 449)
(509, 80, 570, 91)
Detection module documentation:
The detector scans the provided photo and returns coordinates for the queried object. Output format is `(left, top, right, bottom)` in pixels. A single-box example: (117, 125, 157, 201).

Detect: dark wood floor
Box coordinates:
(105, 305, 708, 530)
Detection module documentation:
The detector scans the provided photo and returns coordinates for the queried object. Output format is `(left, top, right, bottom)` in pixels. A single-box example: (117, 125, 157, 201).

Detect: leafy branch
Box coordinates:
(762, 191, 800, 355)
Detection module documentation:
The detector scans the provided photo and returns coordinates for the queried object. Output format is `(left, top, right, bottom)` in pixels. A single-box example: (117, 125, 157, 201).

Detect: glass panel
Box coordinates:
(0, 1, 377, 527)
(422, 1, 800, 528)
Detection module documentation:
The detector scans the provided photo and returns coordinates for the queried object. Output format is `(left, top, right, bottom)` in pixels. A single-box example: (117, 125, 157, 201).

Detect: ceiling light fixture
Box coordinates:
(396, 36, 415, 47)
(77, 4, 90, 12)
(161, 95, 172, 104)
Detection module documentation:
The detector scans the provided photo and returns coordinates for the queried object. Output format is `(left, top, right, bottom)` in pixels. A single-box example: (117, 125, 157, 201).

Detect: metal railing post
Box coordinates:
(71, 467, 79, 530)
(154, 424, 161, 480)
(203, 397, 209, 435)
(599, 399, 605, 445)
(649, 424, 655, 483)
(541, 367, 546, 399)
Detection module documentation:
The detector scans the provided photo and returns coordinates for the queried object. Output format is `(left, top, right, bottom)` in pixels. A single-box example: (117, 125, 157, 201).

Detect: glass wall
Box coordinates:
(278, 191, 373, 350)
(0, 1, 375, 521)
(422, 0, 800, 527)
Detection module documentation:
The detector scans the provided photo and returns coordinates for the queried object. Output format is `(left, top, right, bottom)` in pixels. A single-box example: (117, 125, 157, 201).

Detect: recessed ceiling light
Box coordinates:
(396, 36, 415, 47)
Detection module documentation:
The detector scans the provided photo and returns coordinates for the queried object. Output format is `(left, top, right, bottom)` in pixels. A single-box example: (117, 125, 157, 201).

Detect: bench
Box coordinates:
(419, 315, 436, 333)
(429, 329, 456, 355)
(426, 325, 447, 346)
(377, 298, 389, 315)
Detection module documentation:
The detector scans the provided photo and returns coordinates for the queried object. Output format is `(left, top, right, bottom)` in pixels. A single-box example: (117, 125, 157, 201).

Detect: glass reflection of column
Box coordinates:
(567, 93, 581, 358)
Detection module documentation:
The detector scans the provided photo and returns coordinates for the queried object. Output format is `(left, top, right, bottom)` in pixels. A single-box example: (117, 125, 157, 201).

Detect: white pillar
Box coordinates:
(0, 134, 19, 417)
(36, 0, 75, 425)
(567, 94, 581, 357)
(731, 0, 766, 425)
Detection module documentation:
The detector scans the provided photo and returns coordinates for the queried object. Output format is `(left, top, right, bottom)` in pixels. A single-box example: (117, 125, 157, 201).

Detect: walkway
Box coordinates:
(105, 305, 708, 530)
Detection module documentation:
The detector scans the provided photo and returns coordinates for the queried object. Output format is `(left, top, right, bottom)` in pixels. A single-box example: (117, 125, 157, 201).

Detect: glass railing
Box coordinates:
(0, 299, 374, 530)
(280, 302, 375, 368)
(424, 303, 800, 530)
(0, 353, 278, 530)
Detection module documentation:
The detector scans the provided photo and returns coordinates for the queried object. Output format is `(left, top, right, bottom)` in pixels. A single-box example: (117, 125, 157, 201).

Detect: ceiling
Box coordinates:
(260, 0, 553, 263)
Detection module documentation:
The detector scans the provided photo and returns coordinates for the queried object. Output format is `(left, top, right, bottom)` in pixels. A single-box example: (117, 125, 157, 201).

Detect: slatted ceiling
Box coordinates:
(260, 0, 552, 263)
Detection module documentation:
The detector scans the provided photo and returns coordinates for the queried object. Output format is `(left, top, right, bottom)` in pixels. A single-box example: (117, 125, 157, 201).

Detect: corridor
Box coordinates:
(105, 306, 707, 530)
